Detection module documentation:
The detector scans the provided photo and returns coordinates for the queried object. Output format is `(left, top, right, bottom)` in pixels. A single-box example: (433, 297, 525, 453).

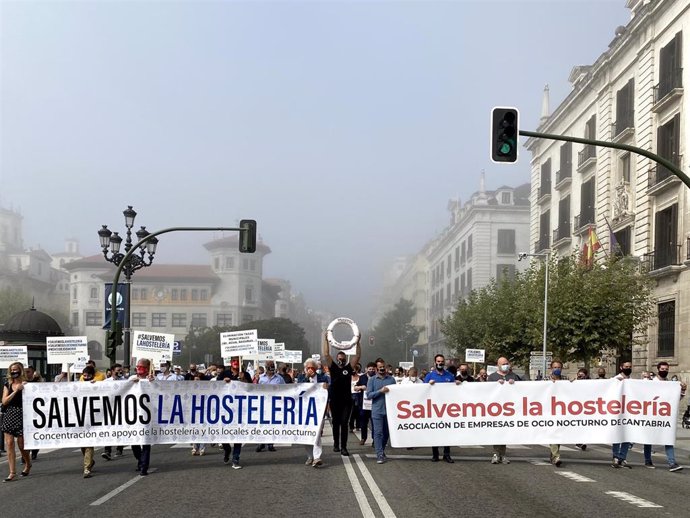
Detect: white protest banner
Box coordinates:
(465, 348, 485, 363)
(256, 339, 275, 361)
(385, 379, 680, 447)
(220, 330, 258, 358)
(284, 350, 303, 364)
(46, 336, 88, 365)
(0, 346, 29, 369)
(273, 343, 286, 360)
(132, 331, 174, 364)
(23, 381, 328, 449)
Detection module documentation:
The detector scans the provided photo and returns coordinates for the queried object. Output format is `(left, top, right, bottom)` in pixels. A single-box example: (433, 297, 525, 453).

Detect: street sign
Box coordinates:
(411, 348, 419, 357)
(173, 341, 182, 356)
(465, 348, 485, 363)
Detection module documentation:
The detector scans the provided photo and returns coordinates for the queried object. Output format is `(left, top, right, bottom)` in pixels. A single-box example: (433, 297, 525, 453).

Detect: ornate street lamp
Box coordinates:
(98, 206, 159, 365)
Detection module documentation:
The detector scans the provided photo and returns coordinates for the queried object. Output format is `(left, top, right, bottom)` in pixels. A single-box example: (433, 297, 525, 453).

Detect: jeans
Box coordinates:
(643, 444, 676, 466)
(131, 445, 151, 472)
(372, 414, 389, 459)
(222, 443, 242, 462)
(359, 409, 371, 441)
(612, 442, 632, 460)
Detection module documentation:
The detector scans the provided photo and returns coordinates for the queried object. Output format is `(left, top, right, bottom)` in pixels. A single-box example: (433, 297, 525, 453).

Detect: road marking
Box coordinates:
(90, 468, 158, 506)
(529, 460, 552, 466)
(353, 454, 397, 518)
(341, 456, 376, 518)
(605, 491, 662, 508)
(556, 471, 595, 482)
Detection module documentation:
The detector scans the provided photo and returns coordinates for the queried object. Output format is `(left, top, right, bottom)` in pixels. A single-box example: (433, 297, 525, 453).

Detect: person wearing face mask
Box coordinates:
(455, 363, 475, 383)
(488, 357, 521, 464)
(642, 361, 685, 472)
(102, 363, 127, 461)
(219, 358, 252, 468)
(366, 359, 396, 464)
(476, 368, 488, 382)
(322, 331, 361, 457)
(297, 359, 330, 467)
(156, 361, 182, 381)
(256, 361, 285, 452)
(354, 362, 377, 445)
(611, 360, 634, 469)
(2, 362, 31, 482)
(402, 366, 423, 384)
(129, 359, 155, 475)
(424, 354, 461, 463)
(596, 367, 607, 379)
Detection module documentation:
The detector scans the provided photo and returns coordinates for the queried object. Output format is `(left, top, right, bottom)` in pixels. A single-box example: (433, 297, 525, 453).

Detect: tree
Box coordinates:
(370, 299, 423, 365)
(442, 254, 654, 368)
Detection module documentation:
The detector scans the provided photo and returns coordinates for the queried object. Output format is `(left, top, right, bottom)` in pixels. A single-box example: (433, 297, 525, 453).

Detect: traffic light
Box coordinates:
(369, 336, 375, 347)
(106, 322, 123, 360)
(239, 219, 257, 253)
(491, 107, 519, 163)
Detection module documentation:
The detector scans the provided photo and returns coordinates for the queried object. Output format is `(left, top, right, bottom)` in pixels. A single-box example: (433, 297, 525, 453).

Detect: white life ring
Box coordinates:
(326, 317, 360, 351)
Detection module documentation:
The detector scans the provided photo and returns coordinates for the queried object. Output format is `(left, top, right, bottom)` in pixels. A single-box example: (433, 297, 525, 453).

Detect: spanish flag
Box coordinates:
(581, 226, 601, 266)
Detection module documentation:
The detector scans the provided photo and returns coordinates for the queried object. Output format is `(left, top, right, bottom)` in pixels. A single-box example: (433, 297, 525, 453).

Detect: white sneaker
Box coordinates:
(191, 448, 198, 456)
(312, 458, 323, 468)
(305, 457, 313, 466)
(501, 456, 510, 464)
(491, 454, 500, 464)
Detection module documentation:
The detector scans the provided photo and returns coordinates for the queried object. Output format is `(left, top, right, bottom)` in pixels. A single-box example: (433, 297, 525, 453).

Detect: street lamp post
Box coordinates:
(98, 206, 158, 367)
(518, 251, 550, 378)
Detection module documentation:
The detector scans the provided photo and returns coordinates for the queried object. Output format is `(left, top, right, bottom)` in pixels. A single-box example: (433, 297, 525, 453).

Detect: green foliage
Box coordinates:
(184, 317, 308, 364)
(442, 254, 654, 368)
(370, 299, 423, 365)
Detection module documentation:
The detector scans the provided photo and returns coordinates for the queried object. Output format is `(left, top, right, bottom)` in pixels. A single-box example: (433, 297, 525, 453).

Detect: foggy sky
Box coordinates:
(0, 0, 629, 327)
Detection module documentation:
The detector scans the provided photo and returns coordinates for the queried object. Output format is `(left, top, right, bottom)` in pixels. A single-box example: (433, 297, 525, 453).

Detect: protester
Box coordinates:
(488, 357, 520, 464)
(80, 366, 98, 478)
(322, 331, 361, 457)
(475, 368, 488, 382)
(596, 367, 607, 379)
(355, 362, 376, 445)
(184, 364, 199, 380)
(402, 367, 423, 384)
(297, 358, 329, 467)
(79, 360, 106, 381)
(366, 359, 396, 464)
(643, 361, 685, 472)
(279, 365, 293, 384)
(547, 360, 563, 467)
(574, 368, 590, 451)
(2, 362, 31, 481)
(456, 363, 475, 382)
(156, 361, 182, 381)
(393, 367, 405, 384)
(102, 363, 126, 461)
(349, 368, 361, 432)
(219, 358, 252, 468)
(424, 354, 460, 463)
(129, 359, 154, 475)
(256, 361, 285, 453)
(611, 361, 633, 469)
(23, 365, 41, 462)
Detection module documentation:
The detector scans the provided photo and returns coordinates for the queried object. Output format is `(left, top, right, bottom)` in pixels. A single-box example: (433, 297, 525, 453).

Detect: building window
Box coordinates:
(131, 288, 139, 300)
(619, 153, 631, 184)
(557, 196, 570, 241)
(245, 286, 254, 303)
(467, 235, 473, 258)
(496, 264, 516, 281)
(446, 254, 451, 276)
(191, 313, 207, 328)
(454, 277, 459, 297)
(460, 242, 466, 265)
(85, 312, 101, 326)
(216, 313, 233, 326)
(90, 287, 98, 299)
(225, 257, 235, 269)
(214, 257, 220, 270)
(172, 313, 186, 327)
(559, 141, 572, 179)
(73, 287, 78, 300)
(539, 210, 550, 251)
(654, 204, 678, 269)
(72, 312, 79, 327)
(612, 226, 631, 257)
(540, 159, 552, 196)
(497, 229, 516, 254)
(501, 192, 512, 204)
(614, 78, 635, 135)
(657, 301, 675, 357)
(656, 113, 681, 182)
(578, 178, 595, 227)
(180, 289, 188, 301)
(140, 288, 148, 301)
(192, 289, 199, 301)
(151, 313, 166, 327)
(454, 247, 459, 269)
(467, 268, 472, 291)
(132, 312, 146, 327)
(200, 289, 208, 301)
(657, 32, 682, 101)
(171, 289, 178, 301)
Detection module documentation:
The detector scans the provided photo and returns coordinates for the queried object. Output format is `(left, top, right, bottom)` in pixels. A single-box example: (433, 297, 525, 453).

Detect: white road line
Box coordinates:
(341, 455, 376, 518)
(556, 471, 595, 482)
(90, 468, 158, 506)
(353, 455, 397, 518)
(605, 491, 662, 508)
(529, 460, 552, 466)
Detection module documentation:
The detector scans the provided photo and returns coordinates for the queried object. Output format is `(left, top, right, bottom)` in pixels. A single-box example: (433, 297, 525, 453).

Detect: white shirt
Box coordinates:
(401, 376, 423, 384)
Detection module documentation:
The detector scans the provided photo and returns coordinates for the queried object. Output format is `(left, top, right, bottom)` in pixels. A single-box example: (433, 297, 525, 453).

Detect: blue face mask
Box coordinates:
(552, 368, 562, 376)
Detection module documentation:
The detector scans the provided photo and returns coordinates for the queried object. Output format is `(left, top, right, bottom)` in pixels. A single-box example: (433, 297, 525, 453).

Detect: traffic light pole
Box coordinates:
(519, 130, 690, 190)
(107, 225, 247, 365)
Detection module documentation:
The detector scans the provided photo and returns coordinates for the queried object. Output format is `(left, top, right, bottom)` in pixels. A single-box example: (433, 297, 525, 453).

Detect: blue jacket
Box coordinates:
(366, 374, 396, 416)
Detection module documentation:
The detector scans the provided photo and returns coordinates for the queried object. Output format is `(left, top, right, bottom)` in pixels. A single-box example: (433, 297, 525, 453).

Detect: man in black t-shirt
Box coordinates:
(322, 332, 361, 456)
(219, 358, 252, 469)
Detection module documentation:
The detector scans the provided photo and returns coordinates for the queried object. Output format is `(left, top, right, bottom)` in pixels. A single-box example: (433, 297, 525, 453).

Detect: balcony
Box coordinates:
(647, 158, 682, 196)
(577, 144, 597, 172)
(642, 245, 683, 275)
(652, 68, 683, 112)
(611, 118, 634, 142)
(552, 226, 572, 247)
(537, 185, 552, 204)
(534, 237, 550, 254)
(574, 213, 595, 234)
(555, 169, 572, 190)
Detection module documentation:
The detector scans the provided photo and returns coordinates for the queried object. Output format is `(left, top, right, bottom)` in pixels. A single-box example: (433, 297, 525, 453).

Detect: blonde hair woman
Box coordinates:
(2, 362, 31, 481)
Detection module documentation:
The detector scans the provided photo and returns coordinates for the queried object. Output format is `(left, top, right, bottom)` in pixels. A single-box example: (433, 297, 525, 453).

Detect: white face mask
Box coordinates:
(500, 364, 510, 373)
(410, 377, 417, 382)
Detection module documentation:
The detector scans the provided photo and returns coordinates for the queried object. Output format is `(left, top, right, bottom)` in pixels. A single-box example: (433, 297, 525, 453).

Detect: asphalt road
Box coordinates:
(2, 422, 690, 518)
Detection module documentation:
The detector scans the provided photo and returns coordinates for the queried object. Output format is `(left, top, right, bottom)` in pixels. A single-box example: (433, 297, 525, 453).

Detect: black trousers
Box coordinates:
(131, 445, 151, 471)
(432, 446, 451, 458)
(330, 396, 353, 449)
(359, 409, 372, 441)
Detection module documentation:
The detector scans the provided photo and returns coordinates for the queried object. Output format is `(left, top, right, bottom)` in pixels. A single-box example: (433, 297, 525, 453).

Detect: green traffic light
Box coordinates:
(500, 143, 511, 154)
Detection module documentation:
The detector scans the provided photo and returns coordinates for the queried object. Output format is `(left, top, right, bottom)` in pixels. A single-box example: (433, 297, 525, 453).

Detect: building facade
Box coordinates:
(525, 0, 689, 375)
